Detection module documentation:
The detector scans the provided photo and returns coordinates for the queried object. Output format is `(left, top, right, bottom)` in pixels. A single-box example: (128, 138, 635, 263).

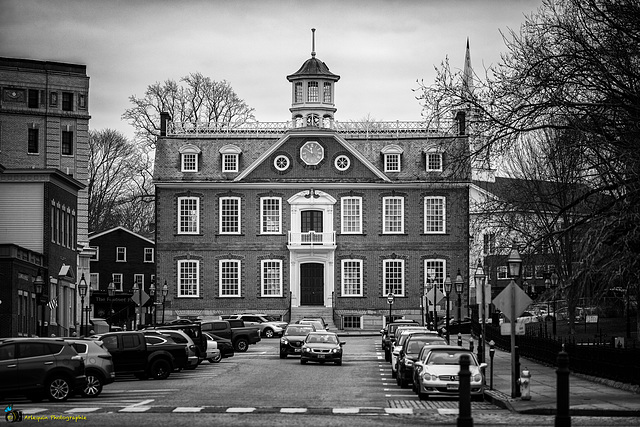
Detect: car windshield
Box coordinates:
(285, 326, 313, 336)
(406, 338, 442, 354)
(427, 351, 477, 366)
(306, 334, 338, 344)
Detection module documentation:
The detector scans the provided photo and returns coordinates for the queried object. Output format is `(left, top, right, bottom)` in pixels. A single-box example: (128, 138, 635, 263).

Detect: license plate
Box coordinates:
(447, 384, 459, 390)
(294, 349, 301, 352)
(317, 354, 325, 358)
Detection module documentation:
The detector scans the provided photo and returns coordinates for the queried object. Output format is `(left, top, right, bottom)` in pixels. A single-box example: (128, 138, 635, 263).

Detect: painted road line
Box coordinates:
(226, 407, 256, 413)
(173, 407, 204, 412)
(280, 408, 307, 413)
(333, 408, 360, 414)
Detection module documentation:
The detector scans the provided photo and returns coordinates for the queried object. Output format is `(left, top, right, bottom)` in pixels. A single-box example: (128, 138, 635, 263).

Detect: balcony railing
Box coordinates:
(288, 231, 336, 247)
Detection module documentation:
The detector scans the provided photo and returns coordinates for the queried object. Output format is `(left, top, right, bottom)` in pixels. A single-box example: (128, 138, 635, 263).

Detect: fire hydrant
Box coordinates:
(519, 368, 531, 400)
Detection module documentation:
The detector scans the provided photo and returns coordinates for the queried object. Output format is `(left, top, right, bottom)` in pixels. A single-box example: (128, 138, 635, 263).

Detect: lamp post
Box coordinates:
(78, 274, 88, 336)
(34, 270, 45, 337)
(474, 260, 486, 363)
(444, 274, 452, 344)
(84, 282, 93, 334)
(107, 281, 116, 327)
(544, 277, 551, 337)
(507, 241, 522, 398)
(454, 270, 464, 323)
(387, 292, 395, 324)
(550, 271, 559, 337)
(149, 280, 156, 326)
(161, 281, 168, 324)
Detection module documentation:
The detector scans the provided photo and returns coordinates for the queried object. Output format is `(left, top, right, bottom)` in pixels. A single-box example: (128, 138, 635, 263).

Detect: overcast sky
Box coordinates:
(1, 0, 542, 141)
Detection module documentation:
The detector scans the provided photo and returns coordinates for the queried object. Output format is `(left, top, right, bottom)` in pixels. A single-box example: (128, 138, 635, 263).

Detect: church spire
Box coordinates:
(462, 37, 474, 95)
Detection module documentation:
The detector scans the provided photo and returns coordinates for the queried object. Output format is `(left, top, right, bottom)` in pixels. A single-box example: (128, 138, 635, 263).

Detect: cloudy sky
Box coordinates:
(1, 0, 542, 141)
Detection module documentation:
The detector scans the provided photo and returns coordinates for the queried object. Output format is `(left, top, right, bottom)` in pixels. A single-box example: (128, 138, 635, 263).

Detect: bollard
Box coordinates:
(514, 345, 521, 398)
(556, 349, 570, 427)
(519, 368, 531, 400)
(457, 354, 473, 427)
(469, 337, 474, 353)
(457, 332, 463, 347)
(489, 340, 495, 390)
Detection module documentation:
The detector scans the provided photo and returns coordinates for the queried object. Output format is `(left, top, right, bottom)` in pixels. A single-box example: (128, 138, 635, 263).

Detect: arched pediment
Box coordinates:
(288, 189, 336, 205)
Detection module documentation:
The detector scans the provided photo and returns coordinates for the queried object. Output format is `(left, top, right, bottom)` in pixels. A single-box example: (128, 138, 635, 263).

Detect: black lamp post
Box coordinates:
(550, 271, 558, 337)
(387, 292, 395, 324)
(78, 274, 88, 336)
(149, 280, 156, 326)
(454, 269, 464, 322)
(444, 274, 452, 344)
(474, 260, 486, 363)
(427, 270, 436, 330)
(34, 270, 45, 337)
(161, 281, 168, 324)
(107, 281, 116, 325)
(507, 241, 522, 398)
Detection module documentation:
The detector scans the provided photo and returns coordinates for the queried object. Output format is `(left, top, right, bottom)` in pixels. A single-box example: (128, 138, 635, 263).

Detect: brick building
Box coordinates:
(153, 40, 471, 330)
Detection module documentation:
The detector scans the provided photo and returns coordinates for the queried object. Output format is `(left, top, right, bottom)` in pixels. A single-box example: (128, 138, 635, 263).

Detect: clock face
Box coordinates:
(300, 141, 324, 165)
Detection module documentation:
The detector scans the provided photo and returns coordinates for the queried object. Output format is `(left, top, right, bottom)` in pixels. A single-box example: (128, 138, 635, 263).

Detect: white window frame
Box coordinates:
(425, 151, 443, 172)
(116, 247, 126, 262)
(274, 155, 290, 171)
(424, 196, 446, 234)
(144, 248, 154, 263)
(261, 259, 283, 297)
(341, 259, 363, 297)
(497, 266, 508, 279)
(383, 196, 404, 234)
(177, 260, 199, 297)
(89, 273, 99, 290)
(134, 274, 144, 289)
(222, 153, 238, 172)
(341, 196, 362, 234)
(334, 154, 350, 171)
(219, 259, 241, 297)
(383, 259, 405, 297)
(220, 196, 241, 234)
(424, 259, 446, 294)
(384, 153, 401, 172)
(178, 196, 200, 235)
(181, 153, 198, 172)
(260, 197, 281, 234)
(112, 273, 123, 292)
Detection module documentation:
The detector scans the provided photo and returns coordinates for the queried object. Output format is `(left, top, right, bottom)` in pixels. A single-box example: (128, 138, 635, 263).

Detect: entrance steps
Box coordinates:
(290, 306, 337, 331)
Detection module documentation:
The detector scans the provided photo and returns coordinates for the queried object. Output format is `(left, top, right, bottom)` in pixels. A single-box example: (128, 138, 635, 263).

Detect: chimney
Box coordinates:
(455, 111, 466, 136)
(160, 112, 171, 137)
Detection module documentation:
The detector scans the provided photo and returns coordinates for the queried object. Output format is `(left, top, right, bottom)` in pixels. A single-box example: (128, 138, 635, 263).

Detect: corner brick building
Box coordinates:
(153, 40, 471, 330)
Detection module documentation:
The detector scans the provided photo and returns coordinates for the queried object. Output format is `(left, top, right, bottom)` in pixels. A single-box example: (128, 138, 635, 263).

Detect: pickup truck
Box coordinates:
(95, 331, 188, 380)
(200, 319, 261, 352)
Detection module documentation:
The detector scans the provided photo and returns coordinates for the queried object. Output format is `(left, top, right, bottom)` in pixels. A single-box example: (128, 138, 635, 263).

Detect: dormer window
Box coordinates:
(179, 144, 201, 172)
(424, 147, 443, 172)
(219, 144, 242, 173)
(307, 81, 319, 102)
(381, 144, 404, 173)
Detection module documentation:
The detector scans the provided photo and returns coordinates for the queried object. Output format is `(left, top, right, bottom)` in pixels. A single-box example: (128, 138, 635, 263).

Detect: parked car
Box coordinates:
(64, 338, 115, 398)
(202, 332, 235, 359)
(144, 329, 200, 369)
(396, 334, 447, 388)
(412, 345, 487, 401)
(300, 331, 345, 366)
(390, 329, 434, 378)
(280, 324, 315, 358)
(148, 323, 207, 363)
(232, 314, 288, 338)
(202, 335, 221, 363)
(297, 317, 328, 329)
(296, 319, 326, 331)
(381, 319, 419, 361)
(200, 319, 261, 352)
(0, 337, 86, 402)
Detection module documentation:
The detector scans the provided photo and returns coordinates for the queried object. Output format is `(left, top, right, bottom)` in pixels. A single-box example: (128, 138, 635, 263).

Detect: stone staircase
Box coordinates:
(290, 306, 337, 330)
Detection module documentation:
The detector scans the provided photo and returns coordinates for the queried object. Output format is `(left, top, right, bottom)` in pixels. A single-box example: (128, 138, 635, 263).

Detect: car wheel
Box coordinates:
(418, 391, 428, 401)
(150, 359, 171, 380)
(234, 338, 249, 352)
(82, 373, 103, 398)
(300, 359, 307, 365)
(279, 352, 287, 359)
(209, 353, 222, 363)
(264, 328, 274, 338)
(335, 359, 342, 366)
(46, 375, 72, 402)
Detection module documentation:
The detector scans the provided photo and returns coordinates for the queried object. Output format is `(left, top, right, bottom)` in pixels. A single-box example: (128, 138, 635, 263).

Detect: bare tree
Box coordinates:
(122, 72, 255, 147)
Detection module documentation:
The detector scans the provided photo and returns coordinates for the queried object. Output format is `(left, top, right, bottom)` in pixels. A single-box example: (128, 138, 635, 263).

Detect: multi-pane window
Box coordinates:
(497, 266, 508, 279)
(424, 197, 446, 233)
(384, 154, 401, 172)
(341, 259, 363, 296)
(383, 196, 404, 234)
(144, 248, 154, 263)
(116, 247, 126, 262)
(178, 197, 199, 234)
(178, 260, 199, 297)
(523, 264, 534, 279)
(219, 260, 240, 297)
(426, 152, 443, 171)
(220, 197, 240, 234)
(342, 315, 362, 329)
(483, 234, 496, 254)
(134, 274, 144, 288)
(323, 82, 332, 103)
(28, 89, 39, 108)
(222, 153, 238, 172)
(341, 197, 362, 234)
(294, 82, 303, 103)
(62, 92, 73, 111)
(62, 130, 73, 155)
(384, 259, 404, 296)
(181, 153, 198, 172)
(307, 81, 319, 102)
(112, 273, 123, 291)
(261, 260, 282, 297)
(424, 259, 446, 293)
(260, 197, 281, 234)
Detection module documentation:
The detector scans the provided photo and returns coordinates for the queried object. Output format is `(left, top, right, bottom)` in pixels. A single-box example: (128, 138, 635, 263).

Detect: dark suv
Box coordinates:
(381, 319, 419, 361)
(0, 337, 86, 402)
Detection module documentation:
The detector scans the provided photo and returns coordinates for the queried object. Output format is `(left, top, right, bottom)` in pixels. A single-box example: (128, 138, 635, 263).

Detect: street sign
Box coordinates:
(492, 282, 532, 322)
(426, 287, 445, 305)
(131, 290, 150, 306)
(500, 322, 525, 335)
(387, 293, 395, 305)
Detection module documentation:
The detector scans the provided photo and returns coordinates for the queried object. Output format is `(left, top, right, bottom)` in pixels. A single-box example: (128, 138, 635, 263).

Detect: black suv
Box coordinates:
(0, 337, 86, 402)
(150, 323, 207, 363)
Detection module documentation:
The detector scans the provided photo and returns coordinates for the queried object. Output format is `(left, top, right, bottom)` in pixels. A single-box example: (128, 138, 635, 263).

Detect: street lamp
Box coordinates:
(544, 277, 551, 337)
(161, 281, 168, 324)
(550, 271, 559, 337)
(78, 274, 88, 336)
(444, 274, 452, 344)
(507, 241, 522, 398)
(107, 281, 116, 325)
(387, 292, 395, 324)
(474, 259, 486, 363)
(427, 269, 437, 331)
(454, 269, 464, 323)
(149, 280, 156, 326)
(34, 270, 45, 337)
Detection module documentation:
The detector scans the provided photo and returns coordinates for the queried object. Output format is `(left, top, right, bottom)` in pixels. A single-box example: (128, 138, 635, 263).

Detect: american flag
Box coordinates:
(47, 298, 58, 310)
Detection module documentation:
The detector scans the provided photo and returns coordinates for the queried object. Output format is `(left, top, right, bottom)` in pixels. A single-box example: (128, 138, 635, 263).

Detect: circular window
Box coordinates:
(274, 155, 290, 171)
(334, 154, 351, 171)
